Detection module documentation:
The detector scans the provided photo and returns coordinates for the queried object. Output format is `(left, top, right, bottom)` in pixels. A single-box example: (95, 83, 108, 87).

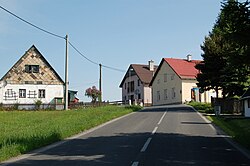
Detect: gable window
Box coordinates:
(19, 89, 26, 98)
(172, 88, 176, 99)
(164, 74, 167, 82)
(25, 65, 39, 73)
(164, 89, 168, 100)
(127, 81, 135, 93)
(157, 91, 160, 101)
(138, 79, 140, 86)
(171, 74, 175, 80)
(38, 89, 45, 98)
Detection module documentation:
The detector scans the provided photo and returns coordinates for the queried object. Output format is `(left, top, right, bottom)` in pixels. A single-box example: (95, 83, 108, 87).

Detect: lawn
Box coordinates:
(0, 106, 140, 162)
(207, 116, 250, 150)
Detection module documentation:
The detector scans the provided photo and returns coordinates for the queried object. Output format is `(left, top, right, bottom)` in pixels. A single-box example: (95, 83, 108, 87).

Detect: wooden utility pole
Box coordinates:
(64, 35, 69, 110)
(99, 63, 102, 102)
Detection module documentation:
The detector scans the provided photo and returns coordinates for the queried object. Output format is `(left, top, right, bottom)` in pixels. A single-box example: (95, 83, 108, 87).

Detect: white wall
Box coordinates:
(152, 61, 182, 105)
(121, 74, 153, 104)
(244, 99, 250, 117)
(143, 86, 152, 104)
(182, 80, 198, 103)
(0, 83, 63, 104)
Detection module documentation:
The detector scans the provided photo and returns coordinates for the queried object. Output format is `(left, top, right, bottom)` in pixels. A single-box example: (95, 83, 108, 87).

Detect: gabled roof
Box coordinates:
(119, 64, 157, 88)
(0, 45, 64, 84)
(150, 58, 201, 86)
(164, 58, 201, 79)
(241, 87, 250, 100)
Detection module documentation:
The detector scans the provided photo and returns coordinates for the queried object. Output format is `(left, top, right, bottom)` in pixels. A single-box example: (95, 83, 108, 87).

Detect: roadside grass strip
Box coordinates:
(0, 106, 140, 162)
(207, 116, 250, 150)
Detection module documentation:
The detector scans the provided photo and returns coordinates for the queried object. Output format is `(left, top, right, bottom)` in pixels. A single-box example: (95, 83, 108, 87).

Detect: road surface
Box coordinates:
(1, 105, 250, 166)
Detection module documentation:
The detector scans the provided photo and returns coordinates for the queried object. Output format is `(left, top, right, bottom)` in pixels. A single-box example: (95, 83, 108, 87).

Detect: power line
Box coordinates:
(0, 4, 126, 73)
(102, 64, 126, 72)
(68, 41, 99, 66)
(0, 5, 65, 40)
(68, 41, 125, 72)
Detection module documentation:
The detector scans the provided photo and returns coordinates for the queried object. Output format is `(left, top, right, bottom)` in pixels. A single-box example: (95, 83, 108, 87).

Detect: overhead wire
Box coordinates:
(0, 5, 126, 73)
(0, 5, 65, 40)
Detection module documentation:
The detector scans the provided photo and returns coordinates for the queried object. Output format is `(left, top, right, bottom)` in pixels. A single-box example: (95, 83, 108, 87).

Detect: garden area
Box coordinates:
(0, 105, 140, 162)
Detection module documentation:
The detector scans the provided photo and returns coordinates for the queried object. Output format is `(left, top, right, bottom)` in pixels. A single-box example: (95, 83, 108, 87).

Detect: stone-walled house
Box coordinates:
(119, 60, 157, 106)
(0, 45, 64, 109)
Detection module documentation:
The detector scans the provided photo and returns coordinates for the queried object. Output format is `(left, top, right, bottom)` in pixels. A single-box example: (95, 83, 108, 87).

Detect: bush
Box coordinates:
(187, 101, 213, 113)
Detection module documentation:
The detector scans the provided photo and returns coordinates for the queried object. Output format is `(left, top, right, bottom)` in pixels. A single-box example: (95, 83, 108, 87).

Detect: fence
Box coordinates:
(0, 103, 64, 110)
(69, 101, 125, 109)
(211, 97, 243, 114)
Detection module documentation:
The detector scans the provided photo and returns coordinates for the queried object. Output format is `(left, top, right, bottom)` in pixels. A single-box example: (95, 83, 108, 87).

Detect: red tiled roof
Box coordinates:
(164, 58, 201, 79)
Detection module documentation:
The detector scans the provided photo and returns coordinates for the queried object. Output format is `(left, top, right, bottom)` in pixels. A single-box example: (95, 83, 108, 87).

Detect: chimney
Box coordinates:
(148, 60, 154, 71)
(187, 54, 192, 62)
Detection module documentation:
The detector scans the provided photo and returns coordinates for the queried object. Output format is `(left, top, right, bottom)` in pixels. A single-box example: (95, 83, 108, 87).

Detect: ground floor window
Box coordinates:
(248, 99, 250, 108)
(19, 89, 26, 98)
(39, 89, 46, 98)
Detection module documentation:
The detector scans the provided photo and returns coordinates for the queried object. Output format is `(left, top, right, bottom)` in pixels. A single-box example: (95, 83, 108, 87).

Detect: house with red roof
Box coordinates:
(149, 55, 216, 105)
(119, 60, 157, 106)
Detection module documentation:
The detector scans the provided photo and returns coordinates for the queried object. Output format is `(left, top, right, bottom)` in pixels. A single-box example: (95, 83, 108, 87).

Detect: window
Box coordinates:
(157, 79, 160, 84)
(171, 74, 175, 80)
(248, 99, 250, 108)
(138, 79, 140, 86)
(138, 93, 141, 99)
(4, 89, 17, 100)
(28, 90, 37, 98)
(164, 89, 168, 100)
(25, 65, 39, 73)
(157, 91, 160, 101)
(19, 89, 26, 98)
(127, 81, 135, 93)
(38, 89, 45, 98)
(172, 88, 176, 99)
(164, 74, 167, 82)
(125, 83, 126, 89)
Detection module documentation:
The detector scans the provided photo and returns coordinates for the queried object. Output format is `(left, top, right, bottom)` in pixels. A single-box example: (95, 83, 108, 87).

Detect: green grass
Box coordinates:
(207, 116, 250, 150)
(0, 105, 140, 162)
(187, 101, 213, 114)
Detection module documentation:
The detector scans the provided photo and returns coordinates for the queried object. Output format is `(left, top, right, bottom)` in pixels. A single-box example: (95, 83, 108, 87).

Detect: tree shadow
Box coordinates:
(3, 132, 250, 166)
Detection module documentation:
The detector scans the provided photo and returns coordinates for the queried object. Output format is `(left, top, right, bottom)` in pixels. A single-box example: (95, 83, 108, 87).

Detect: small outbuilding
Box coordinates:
(241, 87, 250, 117)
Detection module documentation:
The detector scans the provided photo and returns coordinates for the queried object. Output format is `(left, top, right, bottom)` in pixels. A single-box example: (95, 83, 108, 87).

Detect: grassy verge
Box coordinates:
(207, 116, 250, 150)
(0, 105, 140, 162)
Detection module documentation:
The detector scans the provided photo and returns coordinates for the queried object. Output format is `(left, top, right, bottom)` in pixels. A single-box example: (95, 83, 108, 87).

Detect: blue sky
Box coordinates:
(0, 0, 223, 101)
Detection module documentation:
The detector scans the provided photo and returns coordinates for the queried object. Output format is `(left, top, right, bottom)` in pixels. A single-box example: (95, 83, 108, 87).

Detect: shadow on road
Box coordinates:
(5, 132, 250, 166)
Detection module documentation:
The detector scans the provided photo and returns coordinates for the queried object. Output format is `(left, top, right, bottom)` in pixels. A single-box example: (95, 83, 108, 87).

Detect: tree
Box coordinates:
(85, 86, 101, 103)
(196, 0, 250, 97)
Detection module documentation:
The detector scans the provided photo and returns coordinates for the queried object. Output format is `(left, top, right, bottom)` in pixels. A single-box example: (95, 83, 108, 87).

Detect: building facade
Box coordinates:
(0, 45, 64, 109)
(150, 56, 217, 106)
(119, 60, 157, 106)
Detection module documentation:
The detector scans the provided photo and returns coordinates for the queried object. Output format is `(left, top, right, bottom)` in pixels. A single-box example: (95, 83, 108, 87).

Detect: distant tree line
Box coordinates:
(196, 0, 250, 98)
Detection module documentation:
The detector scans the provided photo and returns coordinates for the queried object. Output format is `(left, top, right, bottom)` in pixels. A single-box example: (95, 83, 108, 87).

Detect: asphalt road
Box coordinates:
(1, 104, 250, 166)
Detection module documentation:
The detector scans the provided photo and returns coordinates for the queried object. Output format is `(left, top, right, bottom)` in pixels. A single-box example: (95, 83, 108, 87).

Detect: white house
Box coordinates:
(0, 45, 64, 109)
(119, 60, 157, 106)
(241, 87, 250, 117)
(150, 56, 217, 106)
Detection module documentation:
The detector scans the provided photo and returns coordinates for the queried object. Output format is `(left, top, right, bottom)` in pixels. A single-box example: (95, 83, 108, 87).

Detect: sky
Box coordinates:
(0, 0, 224, 102)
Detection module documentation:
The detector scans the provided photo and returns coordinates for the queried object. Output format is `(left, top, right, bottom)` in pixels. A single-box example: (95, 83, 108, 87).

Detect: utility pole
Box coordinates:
(64, 35, 69, 110)
(99, 63, 102, 102)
